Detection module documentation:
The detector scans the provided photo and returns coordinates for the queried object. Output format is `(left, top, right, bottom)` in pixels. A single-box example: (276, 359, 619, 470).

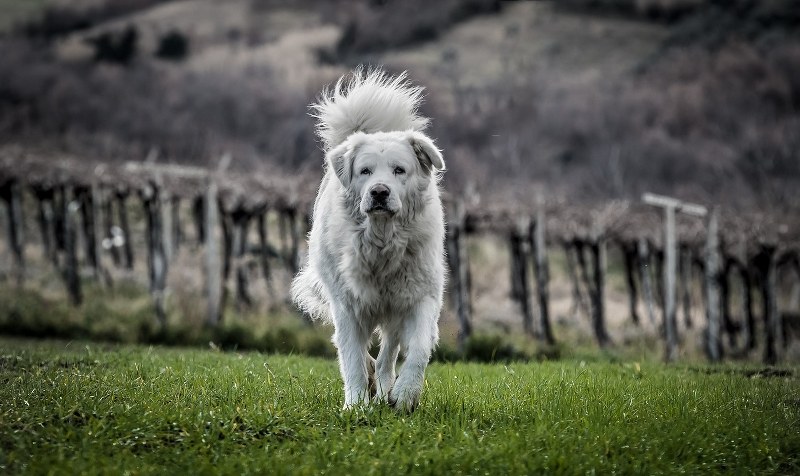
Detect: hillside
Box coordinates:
(0, 0, 798, 209)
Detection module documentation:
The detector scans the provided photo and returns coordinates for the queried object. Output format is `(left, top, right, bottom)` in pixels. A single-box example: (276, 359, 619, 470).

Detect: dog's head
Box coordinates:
(326, 130, 444, 219)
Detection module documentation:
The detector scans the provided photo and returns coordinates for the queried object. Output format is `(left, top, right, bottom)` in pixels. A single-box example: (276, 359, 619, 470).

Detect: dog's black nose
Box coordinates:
(370, 184, 390, 201)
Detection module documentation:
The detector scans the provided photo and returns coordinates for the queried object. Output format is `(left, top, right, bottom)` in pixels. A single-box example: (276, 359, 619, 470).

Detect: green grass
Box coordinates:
(1, 338, 798, 475)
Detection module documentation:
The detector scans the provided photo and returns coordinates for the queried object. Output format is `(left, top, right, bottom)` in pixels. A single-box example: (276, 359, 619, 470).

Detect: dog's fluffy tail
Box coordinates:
(311, 66, 430, 151)
(290, 268, 331, 322)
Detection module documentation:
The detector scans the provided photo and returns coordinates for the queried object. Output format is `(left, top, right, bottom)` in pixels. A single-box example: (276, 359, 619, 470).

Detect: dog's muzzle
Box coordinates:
(365, 184, 395, 215)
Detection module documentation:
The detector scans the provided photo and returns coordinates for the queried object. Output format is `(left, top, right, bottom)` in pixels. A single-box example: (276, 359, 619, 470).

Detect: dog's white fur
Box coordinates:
(291, 68, 445, 411)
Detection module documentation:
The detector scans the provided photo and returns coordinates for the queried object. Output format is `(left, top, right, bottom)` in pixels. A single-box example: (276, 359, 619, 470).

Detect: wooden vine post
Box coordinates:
(637, 237, 657, 326)
(589, 237, 610, 347)
(621, 242, 641, 326)
(1, 180, 26, 284)
(206, 154, 230, 327)
(705, 208, 721, 362)
(140, 180, 168, 325)
(232, 210, 253, 310)
(204, 178, 222, 326)
(256, 211, 277, 304)
(754, 244, 781, 364)
(531, 196, 554, 344)
(447, 201, 472, 350)
(643, 193, 707, 362)
(510, 218, 534, 337)
(63, 196, 83, 305)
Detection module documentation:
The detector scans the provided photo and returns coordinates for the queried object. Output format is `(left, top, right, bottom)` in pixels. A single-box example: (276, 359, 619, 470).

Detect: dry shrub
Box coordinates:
(21, 0, 172, 39)
(423, 32, 800, 209)
(330, 0, 500, 57)
(0, 38, 321, 171)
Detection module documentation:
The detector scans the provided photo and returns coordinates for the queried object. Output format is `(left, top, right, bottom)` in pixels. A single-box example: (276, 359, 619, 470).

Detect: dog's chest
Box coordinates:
(344, 234, 428, 312)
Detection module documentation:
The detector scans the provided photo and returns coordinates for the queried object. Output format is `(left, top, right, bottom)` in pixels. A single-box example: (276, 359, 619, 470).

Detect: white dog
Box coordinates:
(291, 68, 446, 412)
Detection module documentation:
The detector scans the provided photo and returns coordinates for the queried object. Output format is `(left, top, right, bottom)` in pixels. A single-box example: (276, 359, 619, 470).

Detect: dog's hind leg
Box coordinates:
(374, 327, 400, 402)
(367, 354, 377, 399)
(374, 328, 401, 401)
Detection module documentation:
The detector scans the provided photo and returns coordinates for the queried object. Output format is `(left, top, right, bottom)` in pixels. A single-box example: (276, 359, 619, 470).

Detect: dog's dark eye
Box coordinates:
(360, 168, 372, 175)
(394, 166, 406, 175)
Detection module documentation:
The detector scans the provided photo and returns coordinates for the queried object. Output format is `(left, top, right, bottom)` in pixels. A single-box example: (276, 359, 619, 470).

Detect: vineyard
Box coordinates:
(2, 149, 798, 363)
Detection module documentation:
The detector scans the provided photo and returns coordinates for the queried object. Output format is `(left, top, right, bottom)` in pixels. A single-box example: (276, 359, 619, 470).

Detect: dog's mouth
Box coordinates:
(366, 202, 397, 216)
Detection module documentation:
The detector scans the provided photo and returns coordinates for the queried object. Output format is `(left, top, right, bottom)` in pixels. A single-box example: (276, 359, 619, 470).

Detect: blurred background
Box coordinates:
(0, 0, 798, 363)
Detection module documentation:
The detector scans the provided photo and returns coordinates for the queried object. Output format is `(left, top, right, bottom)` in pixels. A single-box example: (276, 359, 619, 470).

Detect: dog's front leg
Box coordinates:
(332, 306, 372, 409)
(389, 297, 440, 412)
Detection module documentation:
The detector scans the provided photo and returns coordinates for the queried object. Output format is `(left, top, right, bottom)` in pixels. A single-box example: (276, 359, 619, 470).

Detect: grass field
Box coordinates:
(1, 337, 798, 475)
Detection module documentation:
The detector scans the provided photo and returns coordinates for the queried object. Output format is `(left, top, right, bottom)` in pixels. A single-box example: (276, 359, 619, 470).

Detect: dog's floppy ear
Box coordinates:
(326, 134, 365, 187)
(407, 131, 444, 173)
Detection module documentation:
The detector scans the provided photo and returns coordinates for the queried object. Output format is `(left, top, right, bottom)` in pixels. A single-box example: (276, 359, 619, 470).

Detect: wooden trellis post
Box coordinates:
(161, 192, 174, 263)
(101, 187, 121, 267)
(590, 239, 610, 347)
(115, 189, 134, 270)
(563, 242, 589, 321)
(447, 201, 472, 349)
(91, 181, 110, 286)
(720, 256, 736, 349)
(740, 259, 756, 352)
(205, 178, 222, 326)
(643, 193, 707, 362)
(621, 242, 640, 325)
(278, 208, 301, 276)
(575, 237, 611, 347)
(141, 182, 168, 325)
(171, 196, 182, 254)
(63, 196, 82, 305)
(192, 196, 205, 245)
(1, 180, 25, 284)
(257, 211, 277, 304)
(509, 229, 525, 304)
(278, 210, 290, 269)
(206, 154, 230, 326)
(637, 238, 657, 326)
(679, 245, 692, 329)
(705, 208, 721, 362)
(754, 244, 781, 364)
(510, 219, 534, 336)
(33, 185, 59, 268)
(531, 199, 554, 344)
(76, 186, 101, 279)
(232, 211, 253, 309)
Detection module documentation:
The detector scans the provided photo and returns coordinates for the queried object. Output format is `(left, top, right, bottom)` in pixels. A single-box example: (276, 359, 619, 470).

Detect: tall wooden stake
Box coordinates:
(205, 179, 222, 327)
(755, 245, 781, 364)
(643, 193, 707, 362)
(637, 238, 657, 326)
(563, 242, 589, 321)
(679, 246, 692, 329)
(1, 180, 26, 284)
(532, 201, 554, 344)
(142, 183, 167, 325)
(447, 201, 472, 350)
(63, 197, 82, 305)
(622, 243, 640, 325)
(663, 203, 678, 361)
(705, 209, 721, 362)
(510, 221, 534, 337)
(116, 190, 134, 270)
(257, 212, 277, 304)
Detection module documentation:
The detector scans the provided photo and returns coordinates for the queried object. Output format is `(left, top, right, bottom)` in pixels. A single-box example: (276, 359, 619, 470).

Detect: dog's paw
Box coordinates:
(388, 382, 420, 413)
